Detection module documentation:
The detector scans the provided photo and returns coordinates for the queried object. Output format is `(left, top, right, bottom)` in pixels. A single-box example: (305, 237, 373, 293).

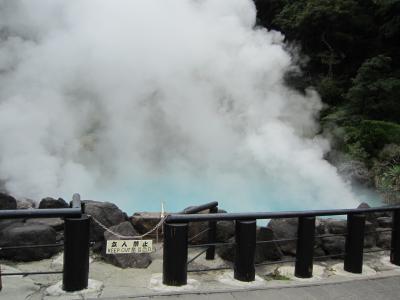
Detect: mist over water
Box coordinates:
(0, 0, 360, 213)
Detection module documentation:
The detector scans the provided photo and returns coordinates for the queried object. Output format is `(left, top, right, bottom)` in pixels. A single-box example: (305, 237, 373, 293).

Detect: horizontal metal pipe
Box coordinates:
(180, 201, 218, 214)
(188, 242, 235, 248)
(364, 248, 389, 254)
(254, 259, 296, 267)
(187, 266, 231, 273)
(0, 243, 63, 251)
(0, 208, 82, 219)
(314, 253, 345, 260)
(1, 271, 63, 276)
(167, 205, 400, 223)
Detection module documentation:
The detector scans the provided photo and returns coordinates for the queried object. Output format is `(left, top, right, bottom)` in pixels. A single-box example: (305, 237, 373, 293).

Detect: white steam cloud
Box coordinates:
(0, 0, 359, 212)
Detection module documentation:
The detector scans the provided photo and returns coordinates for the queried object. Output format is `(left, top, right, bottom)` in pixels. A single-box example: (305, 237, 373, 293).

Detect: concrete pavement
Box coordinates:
(92, 275, 400, 300)
(2, 250, 400, 299)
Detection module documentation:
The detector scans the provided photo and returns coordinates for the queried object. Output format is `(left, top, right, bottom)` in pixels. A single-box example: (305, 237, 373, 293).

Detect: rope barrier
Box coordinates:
(88, 214, 168, 239)
(188, 228, 210, 243)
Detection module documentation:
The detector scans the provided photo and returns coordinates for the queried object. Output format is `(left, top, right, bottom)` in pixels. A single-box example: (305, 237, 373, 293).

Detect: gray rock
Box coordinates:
(0, 219, 24, 232)
(357, 202, 379, 225)
(376, 228, 391, 249)
(188, 221, 209, 244)
(364, 221, 376, 248)
(186, 209, 234, 244)
(255, 227, 283, 263)
(16, 198, 36, 209)
(26, 218, 64, 231)
(83, 200, 127, 242)
(0, 193, 17, 210)
(321, 236, 345, 256)
(102, 221, 151, 268)
(216, 221, 235, 242)
(39, 197, 68, 209)
(216, 236, 235, 262)
(130, 212, 163, 241)
(325, 219, 347, 234)
(217, 227, 283, 263)
(0, 223, 59, 261)
(314, 246, 326, 257)
(377, 217, 392, 228)
(316, 218, 328, 234)
(267, 218, 298, 255)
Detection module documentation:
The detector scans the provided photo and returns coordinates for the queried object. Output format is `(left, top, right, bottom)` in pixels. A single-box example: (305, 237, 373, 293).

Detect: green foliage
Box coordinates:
(379, 165, 400, 190)
(264, 268, 291, 281)
(342, 121, 400, 159)
(317, 77, 345, 105)
(378, 144, 400, 163)
(270, 0, 377, 76)
(254, 0, 400, 190)
(373, 143, 400, 202)
(346, 55, 400, 121)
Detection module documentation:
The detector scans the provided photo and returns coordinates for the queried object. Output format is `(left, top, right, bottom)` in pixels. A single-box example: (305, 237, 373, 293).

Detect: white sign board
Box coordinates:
(106, 240, 153, 254)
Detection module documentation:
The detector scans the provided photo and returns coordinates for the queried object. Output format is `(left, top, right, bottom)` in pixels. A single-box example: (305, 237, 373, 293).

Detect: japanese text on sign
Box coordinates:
(106, 240, 153, 254)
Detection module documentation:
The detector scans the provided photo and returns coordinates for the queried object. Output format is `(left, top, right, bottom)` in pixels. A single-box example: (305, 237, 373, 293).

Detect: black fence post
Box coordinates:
(206, 206, 218, 260)
(163, 222, 188, 286)
(63, 215, 90, 292)
(295, 216, 315, 278)
(391, 210, 400, 265)
(234, 220, 256, 282)
(344, 214, 366, 273)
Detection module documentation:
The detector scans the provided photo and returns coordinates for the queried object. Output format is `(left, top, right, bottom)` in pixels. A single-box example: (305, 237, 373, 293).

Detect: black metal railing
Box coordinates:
(163, 201, 219, 286)
(0, 195, 89, 292)
(162, 204, 400, 286)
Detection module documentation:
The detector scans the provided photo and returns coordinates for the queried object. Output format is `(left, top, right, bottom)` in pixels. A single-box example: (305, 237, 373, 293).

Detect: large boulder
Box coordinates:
(364, 221, 376, 248)
(102, 221, 151, 268)
(325, 219, 347, 234)
(83, 200, 127, 242)
(321, 236, 346, 256)
(0, 219, 24, 232)
(16, 198, 36, 209)
(0, 193, 17, 210)
(267, 218, 327, 256)
(357, 202, 381, 224)
(376, 228, 391, 249)
(216, 221, 235, 242)
(255, 227, 283, 262)
(130, 212, 163, 241)
(184, 208, 234, 244)
(217, 227, 283, 263)
(39, 197, 69, 209)
(267, 218, 298, 255)
(131, 210, 235, 244)
(26, 218, 64, 231)
(377, 217, 392, 228)
(0, 223, 59, 261)
(216, 236, 235, 262)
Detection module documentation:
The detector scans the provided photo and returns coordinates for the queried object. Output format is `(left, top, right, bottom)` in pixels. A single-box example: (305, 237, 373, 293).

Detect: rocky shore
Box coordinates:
(0, 192, 394, 269)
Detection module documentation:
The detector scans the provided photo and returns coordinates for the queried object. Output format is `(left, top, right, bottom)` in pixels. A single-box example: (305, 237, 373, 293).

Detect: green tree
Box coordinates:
(272, 0, 377, 77)
(346, 55, 400, 121)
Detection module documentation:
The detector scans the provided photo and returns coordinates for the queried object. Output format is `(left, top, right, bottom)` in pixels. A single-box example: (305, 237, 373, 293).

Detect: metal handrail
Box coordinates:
(0, 207, 82, 219)
(167, 205, 400, 223)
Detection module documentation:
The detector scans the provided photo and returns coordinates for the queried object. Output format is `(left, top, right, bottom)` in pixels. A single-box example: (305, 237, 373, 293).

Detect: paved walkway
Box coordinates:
(96, 275, 400, 300)
(2, 251, 400, 299)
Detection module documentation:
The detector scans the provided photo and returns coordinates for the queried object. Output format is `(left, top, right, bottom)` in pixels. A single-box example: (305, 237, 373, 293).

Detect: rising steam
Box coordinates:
(0, 0, 359, 212)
